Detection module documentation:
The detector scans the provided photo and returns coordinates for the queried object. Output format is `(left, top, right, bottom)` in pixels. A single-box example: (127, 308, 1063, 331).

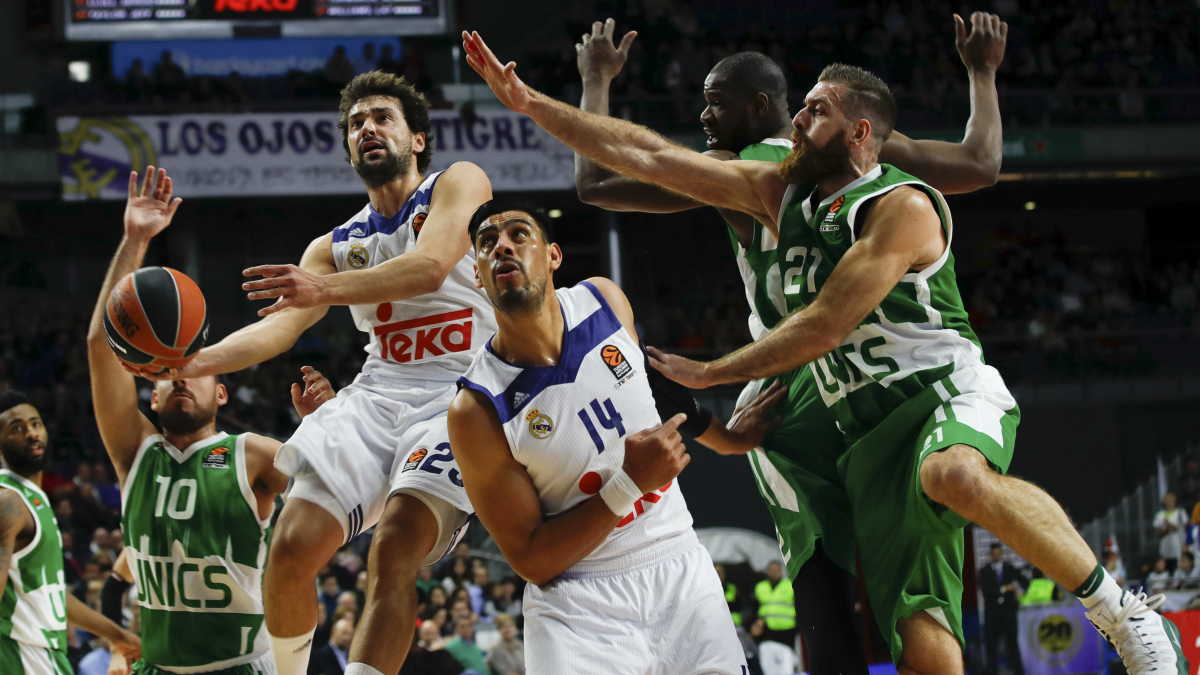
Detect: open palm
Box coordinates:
(462, 31, 535, 114)
(124, 165, 182, 241)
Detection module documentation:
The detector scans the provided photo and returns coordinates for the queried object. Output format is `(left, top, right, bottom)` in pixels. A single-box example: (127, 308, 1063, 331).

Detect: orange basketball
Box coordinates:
(102, 267, 209, 374)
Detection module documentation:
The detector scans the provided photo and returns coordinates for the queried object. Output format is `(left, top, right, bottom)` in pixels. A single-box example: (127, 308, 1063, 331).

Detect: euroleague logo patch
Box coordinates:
(348, 243, 369, 269)
(402, 448, 428, 472)
(525, 408, 554, 439)
(601, 345, 636, 388)
(412, 212, 428, 236)
(823, 194, 844, 227)
(202, 447, 230, 469)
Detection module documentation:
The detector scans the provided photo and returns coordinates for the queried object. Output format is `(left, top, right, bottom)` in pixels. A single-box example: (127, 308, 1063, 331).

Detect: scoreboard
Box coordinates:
(65, 0, 446, 39)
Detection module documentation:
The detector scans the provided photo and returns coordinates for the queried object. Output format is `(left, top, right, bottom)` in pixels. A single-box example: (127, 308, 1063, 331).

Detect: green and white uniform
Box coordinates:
(781, 164, 1020, 663)
(0, 470, 70, 675)
(122, 433, 275, 675)
(730, 139, 854, 580)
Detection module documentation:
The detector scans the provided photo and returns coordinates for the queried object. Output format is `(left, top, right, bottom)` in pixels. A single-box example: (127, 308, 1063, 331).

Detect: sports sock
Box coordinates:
(269, 627, 316, 675)
(1073, 564, 1123, 610)
(345, 664, 385, 675)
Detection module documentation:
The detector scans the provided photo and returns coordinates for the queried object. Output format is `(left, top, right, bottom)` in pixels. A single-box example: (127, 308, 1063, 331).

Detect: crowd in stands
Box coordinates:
(43, 0, 1200, 126)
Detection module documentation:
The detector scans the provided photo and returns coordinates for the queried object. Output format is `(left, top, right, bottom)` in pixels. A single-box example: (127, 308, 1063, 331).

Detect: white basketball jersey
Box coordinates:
(459, 282, 693, 571)
(331, 170, 497, 385)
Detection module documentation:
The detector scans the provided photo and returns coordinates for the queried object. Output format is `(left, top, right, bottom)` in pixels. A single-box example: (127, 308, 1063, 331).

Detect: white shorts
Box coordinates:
(523, 532, 747, 675)
(279, 377, 472, 564)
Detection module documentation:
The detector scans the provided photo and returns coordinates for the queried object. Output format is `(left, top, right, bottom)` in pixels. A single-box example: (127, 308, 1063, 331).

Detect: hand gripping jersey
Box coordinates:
(0, 470, 67, 654)
(330, 170, 497, 385)
(458, 282, 693, 572)
(121, 433, 272, 672)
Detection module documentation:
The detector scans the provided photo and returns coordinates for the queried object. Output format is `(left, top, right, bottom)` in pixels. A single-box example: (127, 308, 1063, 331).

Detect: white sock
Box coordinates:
(1078, 567, 1124, 611)
(269, 627, 316, 675)
(345, 664, 386, 675)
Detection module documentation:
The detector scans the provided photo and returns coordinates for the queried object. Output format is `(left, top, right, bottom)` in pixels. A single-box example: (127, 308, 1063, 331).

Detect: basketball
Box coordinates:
(102, 267, 209, 374)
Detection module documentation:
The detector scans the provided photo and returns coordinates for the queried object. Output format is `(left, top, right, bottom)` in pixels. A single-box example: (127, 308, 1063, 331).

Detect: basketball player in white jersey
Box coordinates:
(450, 198, 780, 675)
(139, 72, 494, 675)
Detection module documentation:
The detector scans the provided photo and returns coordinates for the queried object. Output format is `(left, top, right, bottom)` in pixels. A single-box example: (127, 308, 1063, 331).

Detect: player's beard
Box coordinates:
(158, 396, 217, 436)
(779, 129, 854, 186)
(0, 437, 49, 475)
(491, 266, 547, 316)
(355, 136, 413, 189)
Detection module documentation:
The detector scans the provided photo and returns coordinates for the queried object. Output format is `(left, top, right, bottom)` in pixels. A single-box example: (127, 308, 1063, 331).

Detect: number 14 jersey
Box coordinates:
(458, 282, 693, 573)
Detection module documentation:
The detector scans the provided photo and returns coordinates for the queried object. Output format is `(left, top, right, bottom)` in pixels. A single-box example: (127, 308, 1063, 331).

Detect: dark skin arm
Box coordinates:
(0, 490, 31, 594)
(648, 186, 945, 387)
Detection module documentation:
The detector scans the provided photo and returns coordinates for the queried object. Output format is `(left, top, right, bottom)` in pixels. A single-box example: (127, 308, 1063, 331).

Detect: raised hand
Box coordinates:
(720, 380, 786, 454)
(645, 346, 715, 389)
(291, 365, 337, 418)
(242, 264, 328, 317)
(955, 12, 1007, 75)
(462, 30, 535, 114)
(124, 166, 181, 242)
(621, 413, 691, 493)
(577, 18, 637, 84)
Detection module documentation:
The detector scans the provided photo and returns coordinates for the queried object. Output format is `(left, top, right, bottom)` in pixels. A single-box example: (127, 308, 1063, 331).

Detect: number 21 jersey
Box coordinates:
(458, 282, 693, 572)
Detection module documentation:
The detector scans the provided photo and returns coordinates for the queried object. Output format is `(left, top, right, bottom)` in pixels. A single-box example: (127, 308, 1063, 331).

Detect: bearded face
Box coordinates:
(354, 133, 413, 189)
(0, 404, 50, 475)
(778, 128, 854, 186)
(153, 379, 222, 437)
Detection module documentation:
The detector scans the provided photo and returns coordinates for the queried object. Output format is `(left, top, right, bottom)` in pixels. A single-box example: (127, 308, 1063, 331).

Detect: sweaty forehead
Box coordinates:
(350, 95, 403, 117)
(482, 210, 535, 230)
(805, 81, 844, 107)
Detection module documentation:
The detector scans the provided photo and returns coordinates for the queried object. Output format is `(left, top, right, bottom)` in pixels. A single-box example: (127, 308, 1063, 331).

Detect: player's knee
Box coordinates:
(371, 493, 439, 575)
(921, 445, 988, 508)
(268, 502, 343, 578)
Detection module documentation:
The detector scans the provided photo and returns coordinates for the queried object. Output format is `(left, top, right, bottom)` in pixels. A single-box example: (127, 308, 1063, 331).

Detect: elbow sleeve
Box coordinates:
(101, 573, 132, 627)
(641, 343, 713, 438)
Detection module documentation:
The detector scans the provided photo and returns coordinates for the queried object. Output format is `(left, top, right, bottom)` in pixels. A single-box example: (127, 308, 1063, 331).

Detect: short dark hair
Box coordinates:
(711, 52, 788, 104)
(817, 63, 896, 147)
(467, 198, 554, 246)
(338, 71, 434, 173)
(0, 390, 32, 417)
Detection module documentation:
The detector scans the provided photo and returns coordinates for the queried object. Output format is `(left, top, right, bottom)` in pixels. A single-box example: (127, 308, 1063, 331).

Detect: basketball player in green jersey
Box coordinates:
(85, 167, 329, 675)
(0, 392, 142, 675)
(572, 15, 1005, 673)
(467, 31, 1187, 675)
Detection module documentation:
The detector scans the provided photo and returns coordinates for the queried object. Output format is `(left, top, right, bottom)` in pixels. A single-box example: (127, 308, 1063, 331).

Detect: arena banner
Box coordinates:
(1016, 603, 1103, 675)
(111, 37, 402, 78)
(56, 109, 575, 200)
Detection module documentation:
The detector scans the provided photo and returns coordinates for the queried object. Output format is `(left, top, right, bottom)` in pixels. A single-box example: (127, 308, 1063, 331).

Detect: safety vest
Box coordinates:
(755, 578, 796, 631)
(725, 583, 742, 626)
(1021, 578, 1056, 605)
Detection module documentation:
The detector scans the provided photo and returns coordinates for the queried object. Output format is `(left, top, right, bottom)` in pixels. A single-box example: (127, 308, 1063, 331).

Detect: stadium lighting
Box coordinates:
(548, 209, 563, 218)
(1024, 201, 1036, 210)
(68, 61, 91, 83)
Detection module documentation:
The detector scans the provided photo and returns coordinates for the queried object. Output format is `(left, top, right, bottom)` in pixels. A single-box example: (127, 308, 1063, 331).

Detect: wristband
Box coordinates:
(599, 468, 643, 516)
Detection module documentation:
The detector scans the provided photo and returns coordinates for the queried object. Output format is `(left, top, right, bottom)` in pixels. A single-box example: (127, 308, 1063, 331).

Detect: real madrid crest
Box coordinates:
(348, 243, 369, 269)
(525, 408, 554, 440)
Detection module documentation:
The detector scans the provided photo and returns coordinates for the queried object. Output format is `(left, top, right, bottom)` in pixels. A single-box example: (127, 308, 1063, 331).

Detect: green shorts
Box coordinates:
(741, 364, 854, 581)
(132, 653, 275, 675)
(0, 636, 71, 675)
(838, 373, 1020, 665)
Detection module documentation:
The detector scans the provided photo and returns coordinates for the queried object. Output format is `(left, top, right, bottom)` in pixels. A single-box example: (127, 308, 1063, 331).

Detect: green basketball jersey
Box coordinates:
(0, 471, 68, 654)
(779, 163, 983, 444)
(121, 433, 272, 671)
(729, 139, 855, 578)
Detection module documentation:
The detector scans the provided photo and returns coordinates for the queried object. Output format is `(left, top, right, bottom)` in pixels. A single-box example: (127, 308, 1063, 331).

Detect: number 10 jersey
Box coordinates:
(121, 432, 272, 672)
(458, 282, 693, 574)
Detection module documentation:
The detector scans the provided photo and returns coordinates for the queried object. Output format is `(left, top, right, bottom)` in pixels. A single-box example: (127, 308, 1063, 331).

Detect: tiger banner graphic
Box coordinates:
(57, 108, 575, 200)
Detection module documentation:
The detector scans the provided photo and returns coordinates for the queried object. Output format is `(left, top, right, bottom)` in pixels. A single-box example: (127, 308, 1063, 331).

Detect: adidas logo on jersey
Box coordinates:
(348, 226, 366, 237)
(513, 392, 530, 407)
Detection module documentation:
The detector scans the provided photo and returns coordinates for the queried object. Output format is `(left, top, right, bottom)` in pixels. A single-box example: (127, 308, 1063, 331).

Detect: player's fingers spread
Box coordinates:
(591, 20, 602, 37)
(167, 197, 182, 218)
(290, 383, 302, 404)
(953, 14, 965, 41)
(128, 171, 138, 198)
(141, 166, 155, 197)
(604, 18, 615, 39)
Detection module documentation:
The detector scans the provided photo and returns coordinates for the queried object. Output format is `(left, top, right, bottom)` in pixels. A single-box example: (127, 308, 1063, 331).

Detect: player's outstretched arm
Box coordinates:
(575, 20, 703, 213)
(248, 161, 492, 311)
(450, 389, 690, 586)
(464, 31, 785, 228)
(879, 12, 1006, 194)
(66, 592, 141, 662)
(86, 168, 180, 484)
(648, 187, 944, 388)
